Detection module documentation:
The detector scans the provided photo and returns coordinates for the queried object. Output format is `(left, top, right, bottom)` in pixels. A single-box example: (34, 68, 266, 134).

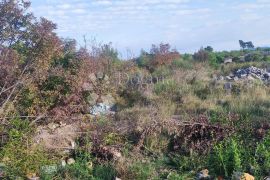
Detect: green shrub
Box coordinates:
(154, 80, 178, 95)
(93, 164, 117, 180)
(255, 132, 270, 175)
(59, 162, 94, 180)
(167, 172, 191, 180)
(169, 153, 206, 173)
(50, 150, 94, 180)
(0, 119, 52, 178)
(144, 133, 170, 153)
(152, 65, 173, 78)
(208, 53, 219, 68)
(194, 86, 211, 100)
(42, 75, 70, 95)
(104, 133, 123, 145)
(172, 59, 193, 69)
(18, 88, 36, 111)
(209, 138, 243, 177)
(129, 162, 156, 180)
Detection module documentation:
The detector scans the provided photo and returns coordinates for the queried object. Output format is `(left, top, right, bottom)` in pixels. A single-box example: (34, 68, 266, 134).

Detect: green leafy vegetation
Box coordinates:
(1, 1, 270, 179)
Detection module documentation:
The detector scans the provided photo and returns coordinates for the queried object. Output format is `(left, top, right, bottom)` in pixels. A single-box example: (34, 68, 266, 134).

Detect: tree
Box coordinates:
(239, 40, 245, 49)
(97, 42, 120, 76)
(0, 0, 33, 47)
(0, 0, 34, 116)
(246, 41, 255, 49)
(239, 40, 255, 49)
(204, 46, 213, 52)
(136, 49, 151, 68)
(0, 0, 91, 121)
(193, 48, 209, 62)
(150, 43, 180, 66)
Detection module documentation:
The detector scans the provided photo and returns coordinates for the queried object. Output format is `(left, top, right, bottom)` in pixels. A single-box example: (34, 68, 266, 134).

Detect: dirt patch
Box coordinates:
(33, 121, 82, 151)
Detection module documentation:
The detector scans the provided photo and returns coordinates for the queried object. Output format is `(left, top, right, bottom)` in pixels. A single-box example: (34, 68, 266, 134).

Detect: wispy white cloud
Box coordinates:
(30, 0, 270, 54)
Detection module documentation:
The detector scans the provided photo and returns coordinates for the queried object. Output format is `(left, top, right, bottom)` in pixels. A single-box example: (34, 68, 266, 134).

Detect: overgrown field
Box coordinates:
(1, 1, 270, 180)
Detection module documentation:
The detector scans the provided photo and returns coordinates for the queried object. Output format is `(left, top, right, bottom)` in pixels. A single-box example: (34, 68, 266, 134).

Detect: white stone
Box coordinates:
(71, 141, 76, 148)
(67, 158, 75, 165)
(224, 58, 233, 64)
(226, 76, 233, 81)
(48, 123, 58, 131)
(233, 77, 239, 81)
(61, 160, 66, 167)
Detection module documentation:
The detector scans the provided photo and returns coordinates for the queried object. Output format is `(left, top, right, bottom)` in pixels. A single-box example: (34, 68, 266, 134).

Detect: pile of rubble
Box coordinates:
(90, 102, 115, 116)
(226, 66, 270, 83)
(83, 72, 116, 116)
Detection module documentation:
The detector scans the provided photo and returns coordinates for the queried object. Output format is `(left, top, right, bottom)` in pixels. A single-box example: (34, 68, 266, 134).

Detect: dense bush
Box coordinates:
(136, 43, 180, 70)
(172, 58, 193, 69)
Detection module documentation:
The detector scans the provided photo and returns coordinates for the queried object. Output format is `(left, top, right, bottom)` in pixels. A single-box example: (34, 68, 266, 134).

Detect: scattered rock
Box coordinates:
(232, 172, 254, 180)
(224, 82, 232, 91)
(87, 161, 93, 170)
(226, 76, 233, 81)
(247, 75, 255, 80)
(71, 141, 76, 149)
(227, 66, 270, 83)
(224, 58, 233, 64)
(67, 158, 75, 165)
(103, 75, 109, 82)
(233, 77, 239, 81)
(196, 169, 210, 180)
(93, 146, 122, 161)
(59, 121, 67, 127)
(47, 122, 59, 131)
(217, 75, 224, 81)
(96, 72, 104, 80)
(90, 103, 114, 115)
(26, 173, 40, 180)
(242, 173, 254, 180)
(61, 159, 67, 167)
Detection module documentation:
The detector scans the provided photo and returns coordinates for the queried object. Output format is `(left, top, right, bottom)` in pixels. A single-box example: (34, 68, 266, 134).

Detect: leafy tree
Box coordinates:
(0, 0, 95, 121)
(239, 40, 245, 49)
(208, 52, 218, 67)
(136, 49, 152, 68)
(204, 46, 214, 52)
(99, 42, 120, 75)
(150, 43, 180, 66)
(239, 40, 255, 49)
(0, 0, 33, 47)
(135, 43, 180, 70)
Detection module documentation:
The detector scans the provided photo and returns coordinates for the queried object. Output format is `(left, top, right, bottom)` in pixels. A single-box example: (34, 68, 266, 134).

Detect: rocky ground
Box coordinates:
(225, 66, 270, 83)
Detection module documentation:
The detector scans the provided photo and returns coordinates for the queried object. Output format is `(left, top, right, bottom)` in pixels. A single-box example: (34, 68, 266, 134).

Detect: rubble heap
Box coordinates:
(226, 66, 270, 83)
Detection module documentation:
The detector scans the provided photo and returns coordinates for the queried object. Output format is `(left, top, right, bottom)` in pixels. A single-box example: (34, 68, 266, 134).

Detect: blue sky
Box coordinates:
(30, 0, 270, 57)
